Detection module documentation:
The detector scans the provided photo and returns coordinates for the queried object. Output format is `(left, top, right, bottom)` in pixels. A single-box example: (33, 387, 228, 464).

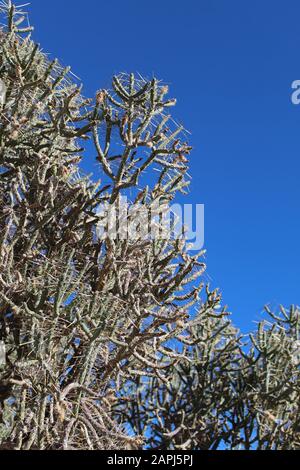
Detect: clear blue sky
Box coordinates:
(28, 0, 300, 332)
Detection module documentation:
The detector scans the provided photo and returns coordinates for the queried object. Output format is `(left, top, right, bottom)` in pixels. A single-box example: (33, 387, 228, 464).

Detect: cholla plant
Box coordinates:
(0, 1, 299, 451)
(0, 1, 210, 450)
(121, 305, 300, 450)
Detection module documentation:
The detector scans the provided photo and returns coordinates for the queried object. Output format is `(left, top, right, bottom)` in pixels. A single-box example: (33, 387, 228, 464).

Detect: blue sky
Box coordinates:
(28, 0, 300, 332)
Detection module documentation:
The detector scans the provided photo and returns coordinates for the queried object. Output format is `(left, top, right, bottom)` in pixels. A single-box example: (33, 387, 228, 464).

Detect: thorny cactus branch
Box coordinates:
(0, 2, 299, 451)
(0, 1, 206, 450)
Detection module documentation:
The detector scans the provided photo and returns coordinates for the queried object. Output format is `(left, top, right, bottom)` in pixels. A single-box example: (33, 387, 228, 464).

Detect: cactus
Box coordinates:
(0, 1, 299, 450)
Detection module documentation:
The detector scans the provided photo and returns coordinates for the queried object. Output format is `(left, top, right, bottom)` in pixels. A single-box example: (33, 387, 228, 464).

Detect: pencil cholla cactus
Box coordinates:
(0, 1, 299, 451)
(0, 1, 210, 450)
(0, 340, 5, 365)
(0, 78, 6, 106)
